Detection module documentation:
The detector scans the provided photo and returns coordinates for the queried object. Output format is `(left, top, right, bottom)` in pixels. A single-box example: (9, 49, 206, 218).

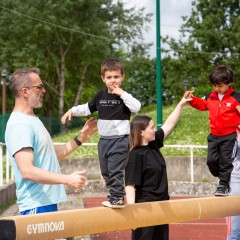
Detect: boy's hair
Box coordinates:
(101, 58, 124, 76)
(130, 115, 152, 150)
(209, 65, 233, 85)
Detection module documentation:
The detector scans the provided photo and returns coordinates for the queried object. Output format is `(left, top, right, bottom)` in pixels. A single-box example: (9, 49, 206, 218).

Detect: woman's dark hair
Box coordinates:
(130, 115, 152, 150)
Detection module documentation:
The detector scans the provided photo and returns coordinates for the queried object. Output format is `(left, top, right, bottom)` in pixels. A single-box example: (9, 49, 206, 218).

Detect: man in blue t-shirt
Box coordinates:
(5, 68, 97, 221)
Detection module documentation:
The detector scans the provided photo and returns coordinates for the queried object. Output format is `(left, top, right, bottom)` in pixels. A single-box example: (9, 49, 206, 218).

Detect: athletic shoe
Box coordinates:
(102, 197, 125, 208)
(214, 185, 231, 196)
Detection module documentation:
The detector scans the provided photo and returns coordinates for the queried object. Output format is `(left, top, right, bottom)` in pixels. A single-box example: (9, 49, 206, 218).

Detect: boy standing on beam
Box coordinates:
(185, 65, 240, 196)
(62, 58, 141, 208)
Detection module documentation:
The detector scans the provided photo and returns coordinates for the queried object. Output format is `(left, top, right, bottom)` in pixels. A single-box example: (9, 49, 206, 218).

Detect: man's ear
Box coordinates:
(20, 88, 29, 97)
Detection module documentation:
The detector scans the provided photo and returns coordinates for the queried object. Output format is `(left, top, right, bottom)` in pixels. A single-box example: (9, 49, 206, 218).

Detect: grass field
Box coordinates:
(53, 104, 209, 158)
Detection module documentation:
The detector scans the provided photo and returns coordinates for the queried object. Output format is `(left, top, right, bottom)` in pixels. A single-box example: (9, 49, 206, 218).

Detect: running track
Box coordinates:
(83, 197, 228, 240)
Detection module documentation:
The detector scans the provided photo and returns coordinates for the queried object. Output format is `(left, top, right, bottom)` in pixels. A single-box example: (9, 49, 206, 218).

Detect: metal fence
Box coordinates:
(0, 143, 208, 187)
(164, 144, 207, 182)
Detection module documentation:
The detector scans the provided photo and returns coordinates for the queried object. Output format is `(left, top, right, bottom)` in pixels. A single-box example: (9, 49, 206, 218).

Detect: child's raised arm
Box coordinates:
(61, 109, 73, 124)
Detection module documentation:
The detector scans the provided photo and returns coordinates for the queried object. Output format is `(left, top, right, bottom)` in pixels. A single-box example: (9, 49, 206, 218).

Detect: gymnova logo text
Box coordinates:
(27, 221, 64, 234)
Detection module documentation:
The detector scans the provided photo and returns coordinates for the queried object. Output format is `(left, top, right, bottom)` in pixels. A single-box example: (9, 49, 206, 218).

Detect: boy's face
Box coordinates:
(101, 70, 124, 92)
(213, 83, 230, 94)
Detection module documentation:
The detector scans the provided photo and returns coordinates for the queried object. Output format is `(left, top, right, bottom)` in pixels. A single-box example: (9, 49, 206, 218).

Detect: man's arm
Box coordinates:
(55, 117, 97, 160)
(14, 148, 87, 189)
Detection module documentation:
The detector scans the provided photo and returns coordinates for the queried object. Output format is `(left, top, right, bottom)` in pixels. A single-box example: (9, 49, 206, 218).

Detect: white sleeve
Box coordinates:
(71, 103, 91, 116)
(120, 91, 141, 113)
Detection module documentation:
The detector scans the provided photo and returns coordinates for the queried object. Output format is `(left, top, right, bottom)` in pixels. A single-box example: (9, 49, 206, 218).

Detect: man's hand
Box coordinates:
(67, 170, 87, 189)
(78, 117, 98, 143)
(61, 109, 73, 124)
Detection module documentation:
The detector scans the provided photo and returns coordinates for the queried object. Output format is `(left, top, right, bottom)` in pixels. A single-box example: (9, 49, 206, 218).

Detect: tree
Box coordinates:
(0, 0, 151, 116)
(123, 47, 156, 107)
(162, 0, 240, 100)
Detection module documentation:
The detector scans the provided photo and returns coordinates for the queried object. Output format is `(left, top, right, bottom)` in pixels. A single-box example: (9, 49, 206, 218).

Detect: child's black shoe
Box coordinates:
(214, 185, 231, 196)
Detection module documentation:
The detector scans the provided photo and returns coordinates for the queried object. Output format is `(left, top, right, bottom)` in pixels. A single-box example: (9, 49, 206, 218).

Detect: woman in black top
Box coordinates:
(125, 96, 191, 240)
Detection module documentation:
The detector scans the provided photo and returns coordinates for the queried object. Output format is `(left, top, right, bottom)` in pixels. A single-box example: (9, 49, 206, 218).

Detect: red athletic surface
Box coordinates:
(83, 197, 228, 240)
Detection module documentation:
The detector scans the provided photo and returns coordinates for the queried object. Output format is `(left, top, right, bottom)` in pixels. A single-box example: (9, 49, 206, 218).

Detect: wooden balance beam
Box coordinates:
(1, 196, 240, 240)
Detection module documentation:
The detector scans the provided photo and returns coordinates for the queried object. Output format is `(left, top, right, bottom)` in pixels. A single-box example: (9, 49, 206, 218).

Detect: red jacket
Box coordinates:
(189, 86, 240, 136)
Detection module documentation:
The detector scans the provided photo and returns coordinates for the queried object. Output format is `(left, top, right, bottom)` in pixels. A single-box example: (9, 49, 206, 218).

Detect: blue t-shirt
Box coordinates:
(5, 112, 67, 212)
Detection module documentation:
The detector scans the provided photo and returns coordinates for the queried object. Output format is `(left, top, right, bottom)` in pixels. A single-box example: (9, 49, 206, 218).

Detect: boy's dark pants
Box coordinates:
(98, 136, 129, 199)
(207, 132, 237, 185)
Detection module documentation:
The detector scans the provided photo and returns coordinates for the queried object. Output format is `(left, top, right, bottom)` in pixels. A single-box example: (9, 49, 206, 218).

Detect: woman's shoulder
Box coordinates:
(151, 128, 164, 145)
(156, 128, 164, 137)
(130, 146, 148, 156)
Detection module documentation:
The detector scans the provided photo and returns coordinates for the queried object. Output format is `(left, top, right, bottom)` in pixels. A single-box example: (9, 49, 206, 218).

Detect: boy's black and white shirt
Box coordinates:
(71, 89, 141, 137)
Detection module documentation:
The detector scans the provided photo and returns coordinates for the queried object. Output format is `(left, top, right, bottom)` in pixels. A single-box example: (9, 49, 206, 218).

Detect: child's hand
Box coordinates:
(236, 105, 240, 113)
(61, 109, 73, 124)
(112, 84, 124, 96)
(179, 90, 194, 106)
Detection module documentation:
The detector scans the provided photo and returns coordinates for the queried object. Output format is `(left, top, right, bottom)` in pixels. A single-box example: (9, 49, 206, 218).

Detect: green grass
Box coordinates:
(53, 128, 99, 158)
(160, 104, 208, 156)
(53, 104, 209, 157)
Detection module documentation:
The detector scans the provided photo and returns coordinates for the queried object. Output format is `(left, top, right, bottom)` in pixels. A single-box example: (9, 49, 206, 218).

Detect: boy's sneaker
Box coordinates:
(214, 185, 231, 196)
(102, 197, 125, 208)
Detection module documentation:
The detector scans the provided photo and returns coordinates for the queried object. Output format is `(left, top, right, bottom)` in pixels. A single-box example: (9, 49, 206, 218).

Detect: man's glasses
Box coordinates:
(25, 84, 45, 90)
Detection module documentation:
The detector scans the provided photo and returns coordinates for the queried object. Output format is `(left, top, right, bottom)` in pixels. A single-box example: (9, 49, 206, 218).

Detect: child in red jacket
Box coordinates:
(185, 65, 240, 196)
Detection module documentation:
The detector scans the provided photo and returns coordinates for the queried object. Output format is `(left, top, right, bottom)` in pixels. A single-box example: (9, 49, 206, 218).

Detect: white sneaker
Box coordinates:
(102, 198, 125, 208)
